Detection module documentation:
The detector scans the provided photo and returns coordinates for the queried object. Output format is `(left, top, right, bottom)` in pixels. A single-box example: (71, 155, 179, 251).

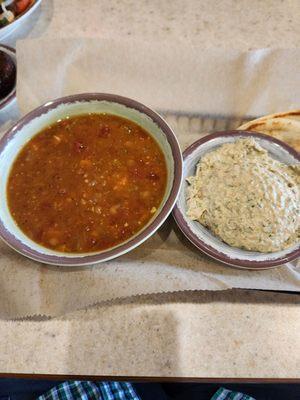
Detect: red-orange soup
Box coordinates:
(7, 114, 167, 253)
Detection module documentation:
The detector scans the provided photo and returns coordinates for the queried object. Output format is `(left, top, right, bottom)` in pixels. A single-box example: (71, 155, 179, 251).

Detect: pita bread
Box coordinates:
(238, 110, 300, 152)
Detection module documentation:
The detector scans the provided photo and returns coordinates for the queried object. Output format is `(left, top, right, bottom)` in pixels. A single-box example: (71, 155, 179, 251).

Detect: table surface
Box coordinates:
(0, 0, 300, 379)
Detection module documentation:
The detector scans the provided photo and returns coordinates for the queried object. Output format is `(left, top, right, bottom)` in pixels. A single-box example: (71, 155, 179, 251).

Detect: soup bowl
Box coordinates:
(0, 93, 182, 266)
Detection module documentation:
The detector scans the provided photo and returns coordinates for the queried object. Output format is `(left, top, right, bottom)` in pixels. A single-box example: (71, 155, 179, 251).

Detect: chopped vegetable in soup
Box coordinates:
(7, 114, 167, 253)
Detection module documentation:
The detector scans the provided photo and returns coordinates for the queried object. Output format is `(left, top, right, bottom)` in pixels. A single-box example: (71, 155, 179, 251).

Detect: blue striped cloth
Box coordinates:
(37, 381, 256, 400)
(211, 387, 255, 400)
(37, 381, 140, 400)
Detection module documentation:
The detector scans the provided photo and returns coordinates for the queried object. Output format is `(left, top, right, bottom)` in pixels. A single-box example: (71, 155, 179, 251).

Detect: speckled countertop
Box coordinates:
(4, 0, 300, 49)
(1, 0, 300, 378)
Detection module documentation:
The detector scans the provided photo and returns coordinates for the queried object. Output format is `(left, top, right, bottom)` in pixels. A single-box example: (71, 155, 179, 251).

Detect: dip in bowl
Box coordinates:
(0, 93, 182, 266)
(173, 131, 300, 269)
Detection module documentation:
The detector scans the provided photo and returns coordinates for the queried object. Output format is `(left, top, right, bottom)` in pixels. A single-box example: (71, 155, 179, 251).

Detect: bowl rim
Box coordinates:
(0, 44, 16, 111)
(172, 130, 300, 269)
(0, 92, 183, 266)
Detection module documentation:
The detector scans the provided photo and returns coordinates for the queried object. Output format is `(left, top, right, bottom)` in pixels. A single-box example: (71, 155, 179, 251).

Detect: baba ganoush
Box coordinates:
(186, 138, 300, 252)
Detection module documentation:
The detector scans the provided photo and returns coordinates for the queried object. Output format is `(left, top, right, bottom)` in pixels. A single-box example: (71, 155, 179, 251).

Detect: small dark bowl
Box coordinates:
(0, 44, 16, 111)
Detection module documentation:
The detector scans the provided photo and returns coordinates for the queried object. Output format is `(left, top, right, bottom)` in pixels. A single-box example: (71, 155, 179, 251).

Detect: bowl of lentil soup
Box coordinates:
(0, 93, 182, 265)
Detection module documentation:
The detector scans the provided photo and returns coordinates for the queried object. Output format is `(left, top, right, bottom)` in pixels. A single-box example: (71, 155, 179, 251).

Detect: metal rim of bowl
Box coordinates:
(172, 130, 300, 270)
(0, 93, 183, 265)
(0, 44, 16, 111)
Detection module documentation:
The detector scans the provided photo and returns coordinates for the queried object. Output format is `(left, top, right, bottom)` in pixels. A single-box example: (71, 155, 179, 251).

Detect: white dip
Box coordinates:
(186, 138, 300, 252)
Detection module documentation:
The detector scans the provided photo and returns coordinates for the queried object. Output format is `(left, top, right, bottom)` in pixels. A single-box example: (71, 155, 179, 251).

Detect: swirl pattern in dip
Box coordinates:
(186, 138, 299, 253)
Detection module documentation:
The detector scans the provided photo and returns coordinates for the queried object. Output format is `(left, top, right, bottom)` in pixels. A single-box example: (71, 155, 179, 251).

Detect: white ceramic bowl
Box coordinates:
(173, 131, 300, 269)
(0, 0, 42, 40)
(0, 93, 182, 266)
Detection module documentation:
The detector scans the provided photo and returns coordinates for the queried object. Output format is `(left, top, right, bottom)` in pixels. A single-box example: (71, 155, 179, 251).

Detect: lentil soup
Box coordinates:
(7, 113, 167, 253)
